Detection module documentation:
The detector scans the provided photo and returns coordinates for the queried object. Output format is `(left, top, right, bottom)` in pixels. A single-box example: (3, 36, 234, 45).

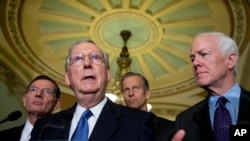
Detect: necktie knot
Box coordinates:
(82, 109, 92, 119)
(217, 96, 228, 105)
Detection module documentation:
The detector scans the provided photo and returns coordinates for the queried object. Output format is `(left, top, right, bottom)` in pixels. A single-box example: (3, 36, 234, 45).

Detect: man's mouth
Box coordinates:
(33, 101, 43, 105)
(83, 75, 96, 80)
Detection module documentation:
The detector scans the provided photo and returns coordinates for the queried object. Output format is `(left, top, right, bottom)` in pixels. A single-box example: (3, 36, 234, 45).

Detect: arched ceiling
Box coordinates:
(1, 0, 250, 119)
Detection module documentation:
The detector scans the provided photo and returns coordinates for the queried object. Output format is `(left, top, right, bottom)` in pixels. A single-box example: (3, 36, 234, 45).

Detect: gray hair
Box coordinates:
(65, 39, 110, 71)
(195, 32, 239, 74)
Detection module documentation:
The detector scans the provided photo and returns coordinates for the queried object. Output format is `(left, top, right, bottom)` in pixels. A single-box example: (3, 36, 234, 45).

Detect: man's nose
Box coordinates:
(192, 56, 200, 66)
(128, 90, 134, 96)
(83, 56, 92, 67)
(35, 90, 43, 97)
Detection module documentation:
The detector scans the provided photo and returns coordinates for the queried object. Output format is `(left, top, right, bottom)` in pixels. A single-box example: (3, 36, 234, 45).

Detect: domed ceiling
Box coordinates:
(1, 0, 250, 119)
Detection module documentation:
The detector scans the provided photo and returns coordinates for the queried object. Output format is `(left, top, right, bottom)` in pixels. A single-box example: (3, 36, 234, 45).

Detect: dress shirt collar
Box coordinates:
(20, 119, 33, 141)
(74, 97, 107, 119)
(209, 83, 240, 108)
(69, 97, 107, 140)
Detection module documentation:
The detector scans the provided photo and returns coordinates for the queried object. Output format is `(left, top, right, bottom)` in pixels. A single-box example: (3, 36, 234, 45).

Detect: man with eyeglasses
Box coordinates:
(121, 72, 175, 141)
(0, 75, 61, 141)
(30, 39, 156, 141)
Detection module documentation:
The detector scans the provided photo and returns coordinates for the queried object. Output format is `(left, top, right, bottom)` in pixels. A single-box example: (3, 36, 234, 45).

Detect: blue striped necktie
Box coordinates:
(71, 109, 92, 141)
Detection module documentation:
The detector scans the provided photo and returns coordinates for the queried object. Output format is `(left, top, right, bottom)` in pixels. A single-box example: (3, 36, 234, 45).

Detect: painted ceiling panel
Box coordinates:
(161, 39, 190, 53)
(130, 0, 142, 8)
(147, 0, 174, 14)
(163, 25, 214, 36)
(142, 53, 168, 77)
(46, 37, 89, 53)
(110, 0, 122, 8)
(39, 21, 89, 33)
(41, 0, 93, 20)
(159, 2, 211, 23)
(130, 56, 143, 73)
(154, 48, 189, 70)
(157, 45, 189, 64)
(77, 0, 104, 12)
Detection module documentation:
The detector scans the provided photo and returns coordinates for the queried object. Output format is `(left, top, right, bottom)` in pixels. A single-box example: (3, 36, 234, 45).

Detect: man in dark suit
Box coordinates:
(0, 75, 61, 141)
(120, 71, 175, 141)
(30, 40, 154, 141)
(174, 32, 250, 141)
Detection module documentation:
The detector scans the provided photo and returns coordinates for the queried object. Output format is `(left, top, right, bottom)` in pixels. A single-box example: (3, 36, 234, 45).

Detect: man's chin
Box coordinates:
(126, 103, 137, 108)
(196, 80, 209, 88)
(78, 88, 98, 94)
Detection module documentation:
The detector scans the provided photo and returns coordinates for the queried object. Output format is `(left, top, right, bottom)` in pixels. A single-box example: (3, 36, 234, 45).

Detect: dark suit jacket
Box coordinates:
(31, 99, 154, 141)
(174, 87, 250, 141)
(151, 113, 174, 141)
(0, 124, 24, 141)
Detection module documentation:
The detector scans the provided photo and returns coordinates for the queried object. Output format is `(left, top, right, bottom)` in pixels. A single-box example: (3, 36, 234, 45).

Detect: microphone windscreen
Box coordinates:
(8, 111, 22, 121)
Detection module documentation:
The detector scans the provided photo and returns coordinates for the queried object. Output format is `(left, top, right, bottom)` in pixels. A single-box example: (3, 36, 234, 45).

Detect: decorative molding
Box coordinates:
(151, 77, 197, 96)
(229, 0, 245, 48)
(0, 62, 26, 101)
(5, 0, 65, 85)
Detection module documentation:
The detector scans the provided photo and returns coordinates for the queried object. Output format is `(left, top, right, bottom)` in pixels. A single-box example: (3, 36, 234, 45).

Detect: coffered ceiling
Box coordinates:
(1, 0, 250, 122)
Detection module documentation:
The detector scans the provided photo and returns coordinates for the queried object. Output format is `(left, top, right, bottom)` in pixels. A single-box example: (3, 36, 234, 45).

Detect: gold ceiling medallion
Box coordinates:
(91, 12, 161, 53)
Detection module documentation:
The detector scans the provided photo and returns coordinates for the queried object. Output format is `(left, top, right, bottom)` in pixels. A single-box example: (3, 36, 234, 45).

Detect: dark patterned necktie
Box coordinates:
(71, 109, 92, 141)
(213, 96, 232, 141)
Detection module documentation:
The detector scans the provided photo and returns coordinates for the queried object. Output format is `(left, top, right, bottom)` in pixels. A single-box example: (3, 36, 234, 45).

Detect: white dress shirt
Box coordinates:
(68, 97, 107, 141)
(20, 119, 33, 141)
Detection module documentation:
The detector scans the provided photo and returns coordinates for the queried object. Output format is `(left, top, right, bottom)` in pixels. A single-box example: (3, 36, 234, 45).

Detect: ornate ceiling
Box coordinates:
(1, 0, 250, 120)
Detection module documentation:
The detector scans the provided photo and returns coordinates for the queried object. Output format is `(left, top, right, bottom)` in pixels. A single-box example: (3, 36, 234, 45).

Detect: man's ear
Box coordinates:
(65, 72, 70, 85)
(53, 99, 61, 111)
(22, 94, 27, 107)
(145, 90, 151, 100)
(227, 53, 237, 70)
(107, 69, 111, 82)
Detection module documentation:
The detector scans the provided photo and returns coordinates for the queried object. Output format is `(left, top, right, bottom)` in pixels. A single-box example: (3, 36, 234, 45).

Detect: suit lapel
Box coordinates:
(194, 99, 214, 141)
(62, 110, 74, 139)
(89, 100, 121, 141)
(49, 104, 75, 139)
(237, 88, 250, 124)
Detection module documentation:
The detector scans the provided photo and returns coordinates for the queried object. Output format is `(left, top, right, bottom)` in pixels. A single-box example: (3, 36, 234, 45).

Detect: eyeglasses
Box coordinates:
(122, 86, 142, 94)
(69, 53, 104, 66)
(27, 86, 55, 97)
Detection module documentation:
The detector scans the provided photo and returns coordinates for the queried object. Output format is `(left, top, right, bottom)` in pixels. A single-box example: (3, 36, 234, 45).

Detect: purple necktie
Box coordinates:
(213, 97, 232, 141)
(71, 109, 92, 141)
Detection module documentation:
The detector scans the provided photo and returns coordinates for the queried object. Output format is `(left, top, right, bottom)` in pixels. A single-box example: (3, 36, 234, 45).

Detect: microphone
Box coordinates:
(0, 111, 22, 124)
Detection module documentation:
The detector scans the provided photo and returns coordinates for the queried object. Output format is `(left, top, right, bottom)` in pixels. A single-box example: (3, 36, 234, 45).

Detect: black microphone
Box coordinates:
(0, 111, 22, 124)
